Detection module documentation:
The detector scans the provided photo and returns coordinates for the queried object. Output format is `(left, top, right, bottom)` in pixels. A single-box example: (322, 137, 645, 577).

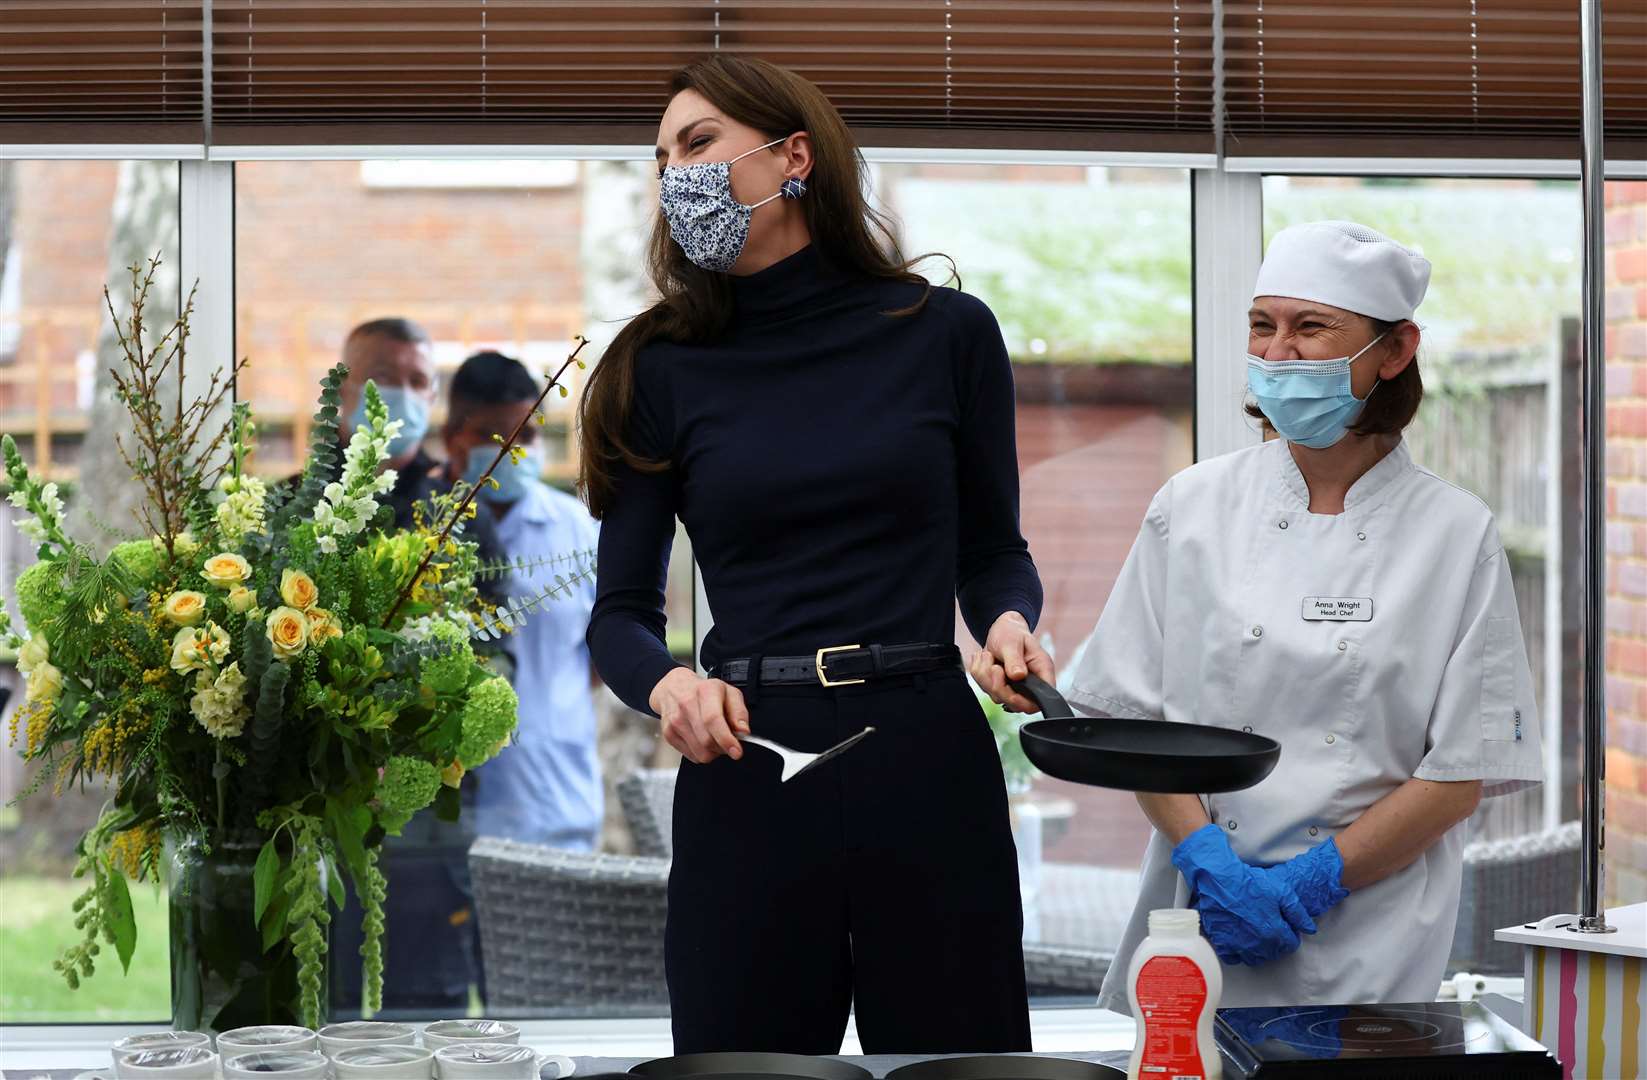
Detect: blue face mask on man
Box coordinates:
(461, 442, 542, 506)
(350, 384, 430, 459)
(1245, 331, 1388, 449)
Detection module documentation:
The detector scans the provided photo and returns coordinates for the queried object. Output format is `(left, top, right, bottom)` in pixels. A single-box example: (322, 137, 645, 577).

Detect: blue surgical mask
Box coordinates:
(462, 443, 542, 506)
(658, 136, 792, 273)
(350, 384, 429, 459)
(1246, 332, 1388, 449)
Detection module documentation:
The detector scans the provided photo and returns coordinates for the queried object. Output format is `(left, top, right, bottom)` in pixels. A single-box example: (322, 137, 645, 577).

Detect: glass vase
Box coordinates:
(168, 831, 327, 1032)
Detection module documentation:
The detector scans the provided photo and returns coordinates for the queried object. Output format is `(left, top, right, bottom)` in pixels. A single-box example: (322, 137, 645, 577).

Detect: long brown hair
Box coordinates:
(577, 55, 939, 519)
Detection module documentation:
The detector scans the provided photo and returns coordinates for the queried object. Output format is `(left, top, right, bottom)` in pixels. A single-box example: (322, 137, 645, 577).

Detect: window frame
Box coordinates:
(2, 143, 1637, 1035)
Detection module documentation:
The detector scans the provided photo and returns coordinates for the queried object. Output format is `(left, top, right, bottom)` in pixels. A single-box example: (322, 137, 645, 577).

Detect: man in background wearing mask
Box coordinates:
(332, 317, 444, 526)
(443, 350, 603, 852)
(320, 318, 494, 1017)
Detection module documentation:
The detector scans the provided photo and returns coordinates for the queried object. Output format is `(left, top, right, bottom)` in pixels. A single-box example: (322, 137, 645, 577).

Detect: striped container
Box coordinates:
(1500, 904, 1646, 1080)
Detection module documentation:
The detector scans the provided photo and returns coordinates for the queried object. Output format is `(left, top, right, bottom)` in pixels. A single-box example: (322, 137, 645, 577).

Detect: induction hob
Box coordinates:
(1214, 1000, 1561, 1078)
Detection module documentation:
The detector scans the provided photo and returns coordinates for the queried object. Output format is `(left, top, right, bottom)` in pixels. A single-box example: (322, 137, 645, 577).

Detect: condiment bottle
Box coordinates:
(1127, 907, 1222, 1080)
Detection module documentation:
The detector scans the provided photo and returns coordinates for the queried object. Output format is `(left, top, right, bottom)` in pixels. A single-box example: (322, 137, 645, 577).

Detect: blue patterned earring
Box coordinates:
(779, 176, 808, 200)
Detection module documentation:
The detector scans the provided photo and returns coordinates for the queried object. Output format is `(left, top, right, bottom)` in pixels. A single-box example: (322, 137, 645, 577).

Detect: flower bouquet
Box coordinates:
(4, 258, 592, 1030)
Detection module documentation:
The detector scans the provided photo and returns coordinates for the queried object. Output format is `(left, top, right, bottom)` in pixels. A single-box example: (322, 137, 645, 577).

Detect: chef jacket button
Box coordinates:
(1309, 826, 1320, 837)
(1251, 625, 1264, 638)
(1514, 708, 1522, 720)
(1337, 641, 1348, 652)
(1228, 821, 1238, 831)
(1279, 520, 1289, 530)
(1325, 734, 1337, 744)
(1243, 725, 1254, 733)
(1357, 531, 1367, 541)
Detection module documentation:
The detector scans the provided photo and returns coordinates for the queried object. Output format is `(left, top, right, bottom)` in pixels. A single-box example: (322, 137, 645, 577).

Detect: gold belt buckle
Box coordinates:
(815, 644, 866, 688)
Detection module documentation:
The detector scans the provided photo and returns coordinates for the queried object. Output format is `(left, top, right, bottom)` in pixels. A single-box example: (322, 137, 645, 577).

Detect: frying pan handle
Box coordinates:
(1007, 673, 1076, 720)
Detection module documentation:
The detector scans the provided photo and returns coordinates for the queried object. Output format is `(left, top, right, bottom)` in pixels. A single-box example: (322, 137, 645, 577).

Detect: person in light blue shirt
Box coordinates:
(443, 350, 603, 851)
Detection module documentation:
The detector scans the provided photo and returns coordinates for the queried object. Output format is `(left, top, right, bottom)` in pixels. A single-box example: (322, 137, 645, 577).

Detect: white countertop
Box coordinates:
(1494, 902, 1647, 960)
(0, 1009, 1138, 1075)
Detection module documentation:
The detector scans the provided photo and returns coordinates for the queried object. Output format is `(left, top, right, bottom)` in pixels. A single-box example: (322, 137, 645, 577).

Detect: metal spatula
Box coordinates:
(737, 727, 876, 782)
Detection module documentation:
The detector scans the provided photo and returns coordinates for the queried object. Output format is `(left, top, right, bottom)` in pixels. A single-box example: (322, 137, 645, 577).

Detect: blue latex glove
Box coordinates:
(1171, 823, 1316, 967)
(1261, 837, 1350, 919)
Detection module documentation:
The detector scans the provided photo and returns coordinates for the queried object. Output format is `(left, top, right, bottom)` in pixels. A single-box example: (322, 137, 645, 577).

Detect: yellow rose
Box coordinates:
(25, 660, 62, 703)
(17, 635, 48, 675)
(279, 568, 319, 611)
(226, 585, 256, 614)
(163, 590, 208, 627)
(441, 760, 466, 789)
(265, 606, 310, 659)
(202, 552, 252, 589)
(305, 606, 343, 643)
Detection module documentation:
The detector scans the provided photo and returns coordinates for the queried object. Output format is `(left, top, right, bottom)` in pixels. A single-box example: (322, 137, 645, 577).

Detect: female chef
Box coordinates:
(984, 220, 1545, 1008)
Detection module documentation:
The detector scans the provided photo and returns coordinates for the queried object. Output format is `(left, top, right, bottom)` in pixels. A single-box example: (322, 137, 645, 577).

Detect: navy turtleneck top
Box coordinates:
(587, 244, 1043, 715)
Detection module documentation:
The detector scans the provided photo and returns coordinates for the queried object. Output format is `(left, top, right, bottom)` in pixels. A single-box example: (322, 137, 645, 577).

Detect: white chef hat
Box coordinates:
(1252, 220, 1431, 322)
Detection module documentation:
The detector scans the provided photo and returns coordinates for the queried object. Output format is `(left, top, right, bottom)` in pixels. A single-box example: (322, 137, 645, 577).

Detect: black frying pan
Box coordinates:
(629, 1053, 872, 1079)
(1011, 674, 1280, 794)
(886, 1056, 1124, 1080)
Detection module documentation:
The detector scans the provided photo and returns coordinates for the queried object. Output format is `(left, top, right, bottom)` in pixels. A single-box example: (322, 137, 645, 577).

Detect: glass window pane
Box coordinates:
(1, 160, 180, 1023)
(234, 159, 690, 1020)
(890, 162, 1195, 1006)
(1260, 176, 1614, 980)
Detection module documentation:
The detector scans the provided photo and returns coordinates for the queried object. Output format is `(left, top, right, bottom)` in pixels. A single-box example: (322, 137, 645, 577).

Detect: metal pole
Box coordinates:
(1575, 0, 1615, 935)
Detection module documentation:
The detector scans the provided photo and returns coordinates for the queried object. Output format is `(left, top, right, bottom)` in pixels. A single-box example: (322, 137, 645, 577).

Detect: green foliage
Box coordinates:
(282, 817, 330, 1029)
(10, 275, 578, 1021)
(48, 551, 138, 671)
(419, 618, 477, 694)
(377, 756, 442, 817)
(976, 687, 1039, 794)
(14, 559, 65, 635)
(243, 660, 292, 802)
(104, 872, 136, 973)
(107, 539, 162, 587)
(253, 836, 280, 926)
(457, 676, 519, 768)
(49, 812, 136, 990)
(359, 849, 386, 1016)
(471, 564, 597, 641)
(471, 549, 597, 582)
(272, 363, 347, 532)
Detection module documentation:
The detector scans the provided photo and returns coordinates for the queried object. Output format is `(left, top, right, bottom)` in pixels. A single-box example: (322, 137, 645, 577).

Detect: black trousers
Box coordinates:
(665, 667, 1031, 1056)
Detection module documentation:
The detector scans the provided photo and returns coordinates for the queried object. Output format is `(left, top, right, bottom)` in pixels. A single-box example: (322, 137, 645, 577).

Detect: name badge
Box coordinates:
(1302, 597, 1373, 622)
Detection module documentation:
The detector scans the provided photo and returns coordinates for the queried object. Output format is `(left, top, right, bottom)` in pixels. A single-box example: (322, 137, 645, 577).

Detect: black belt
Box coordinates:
(708, 643, 961, 688)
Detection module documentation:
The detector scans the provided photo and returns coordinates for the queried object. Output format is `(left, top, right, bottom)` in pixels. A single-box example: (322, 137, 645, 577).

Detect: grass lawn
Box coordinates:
(0, 875, 171, 1023)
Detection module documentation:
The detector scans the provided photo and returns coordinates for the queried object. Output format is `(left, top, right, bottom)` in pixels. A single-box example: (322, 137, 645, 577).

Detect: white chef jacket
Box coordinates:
(1074, 439, 1543, 1013)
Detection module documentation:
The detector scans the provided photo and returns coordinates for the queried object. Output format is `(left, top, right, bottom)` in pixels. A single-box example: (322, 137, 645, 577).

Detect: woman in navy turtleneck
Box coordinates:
(577, 56, 1053, 1056)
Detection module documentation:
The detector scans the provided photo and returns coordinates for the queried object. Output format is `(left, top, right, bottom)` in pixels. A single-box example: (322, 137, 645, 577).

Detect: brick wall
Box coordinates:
(1605, 179, 1647, 906)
